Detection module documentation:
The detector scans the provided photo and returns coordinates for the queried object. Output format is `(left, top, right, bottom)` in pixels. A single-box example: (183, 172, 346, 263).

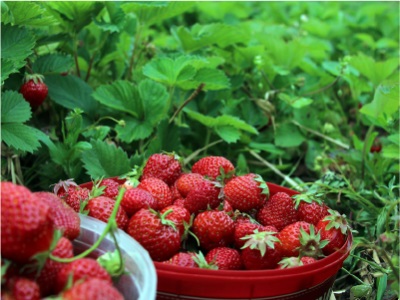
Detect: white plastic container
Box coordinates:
(73, 215, 157, 300)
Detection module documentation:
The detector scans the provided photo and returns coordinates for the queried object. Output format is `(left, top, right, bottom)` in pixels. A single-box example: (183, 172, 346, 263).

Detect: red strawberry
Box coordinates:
(277, 256, 318, 269)
(163, 252, 198, 268)
(161, 205, 191, 236)
(6, 277, 40, 300)
(173, 197, 186, 207)
(61, 186, 90, 213)
(19, 74, 48, 109)
(223, 173, 269, 212)
(138, 177, 173, 210)
(240, 229, 282, 270)
(141, 153, 182, 186)
(127, 208, 181, 261)
(192, 210, 235, 251)
(277, 221, 326, 258)
(34, 192, 80, 240)
(184, 180, 221, 214)
(316, 210, 348, 255)
(205, 247, 243, 270)
(35, 237, 74, 296)
(170, 182, 183, 200)
(120, 187, 157, 217)
(62, 278, 123, 300)
(175, 173, 205, 198)
(55, 258, 112, 293)
(86, 196, 128, 230)
(257, 192, 298, 231)
(215, 200, 233, 213)
(1, 182, 54, 264)
(98, 178, 120, 199)
(293, 194, 329, 225)
(192, 156, 235, 181)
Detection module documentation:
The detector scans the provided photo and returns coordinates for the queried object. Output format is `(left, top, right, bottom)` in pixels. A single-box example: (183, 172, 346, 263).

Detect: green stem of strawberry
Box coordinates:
(50, 188, 126, 263)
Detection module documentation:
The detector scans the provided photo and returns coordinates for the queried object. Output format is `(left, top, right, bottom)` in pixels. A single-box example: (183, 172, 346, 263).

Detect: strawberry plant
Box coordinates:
(1, 1, 399, 299)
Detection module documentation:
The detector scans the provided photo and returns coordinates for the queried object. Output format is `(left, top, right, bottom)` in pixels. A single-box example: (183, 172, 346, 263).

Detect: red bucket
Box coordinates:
(79, 179, 352, 300)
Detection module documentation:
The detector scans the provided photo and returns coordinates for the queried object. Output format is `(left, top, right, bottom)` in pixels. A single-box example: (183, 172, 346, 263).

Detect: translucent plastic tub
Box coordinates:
(74, 215, 157, 300)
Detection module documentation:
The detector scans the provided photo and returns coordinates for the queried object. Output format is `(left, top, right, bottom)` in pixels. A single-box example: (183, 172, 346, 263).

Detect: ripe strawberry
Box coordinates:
(316, 210, 348, 255)
(62, 278, 124, 300)
(163, 252, 198, 268)
(277, 221, 327, 258)
(35, 237, 74, 296)
(138, 177, 173, 210)
(277, 256, 317, 269)
(98, 178, 120, 199)
(127, 208, 181, 261)
(223, 173, 269, 212)
(240, 229, 282, 270)
(60, 186, 90, 213)
(175, 173, 205, 198)
(161, 205, 191, 236)
(19, 74, 48, 109)
(120, 187, 157, 217)
(205, 247, 243, 270)
(170, 182, 183, 200)
(173, 197, 186, 207)
(234, 221, 276, 249)
(192, 210, 235, 251)
(184, 180, 221, 214)
(191, 156, 235, 181)
(55, 258, 112, 293)
(86, 196, 129, 230)
(257, 192, 298, 231)
(141, 153, 182, 186)
(34, 192, 80, 240)
(1, 182, 54, 264)
(293, 193, 329, 225)
(6, 277, 40, 300)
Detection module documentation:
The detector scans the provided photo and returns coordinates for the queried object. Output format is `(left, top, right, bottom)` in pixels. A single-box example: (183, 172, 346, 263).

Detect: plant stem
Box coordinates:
(291, 120, 350, 150)
(73, 34, 81, 78)
(126, 26, 142, 81)
(248, 150, 305, 192)
(361, 125, 375, 182)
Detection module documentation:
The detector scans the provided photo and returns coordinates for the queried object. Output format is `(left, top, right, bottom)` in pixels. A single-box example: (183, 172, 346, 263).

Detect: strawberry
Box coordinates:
(175, 173, 205, 198)
(160, 205, 191, 236)
(55, 258, 112, 293)
(127, 208, 181, 261)
(170, 182, 183, 200)
(316, 210, 348, 255)
(120, 187, 157, 217)
(19, 74, 48, 109)
(86, 196, 128, 230)
(98, 178, 120, 199)
(234, 221, 276, 249)
(6, 277, 40, 300)
(191, 156, 235, 181)
(62, 278, 124, 300)
(34, 192, 80, 240)
(173, 197, 186, 207)
(293, 193, 329, 225)
(223, 173, 269, 212)
(257, 192, 298, 231)
(163, 252, 198, 268)
(240, 229, 282, 270)
(184, 180, 221, 214)
(60, 186, 90, 213)
(141, 153, 182, 186)
(35, 237, 74, 296)
(1, 182, 54, 264)
(277, 221, 327, 258)
(192, 210, 235, 251)
(205, 247, 243, 270)
(138, 177, 173, 210)
(277, 256, 318, 269)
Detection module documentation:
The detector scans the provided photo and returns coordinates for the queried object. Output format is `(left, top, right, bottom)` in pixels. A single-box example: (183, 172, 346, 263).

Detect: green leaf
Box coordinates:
(1, 91, 31, 123)
(1, 1, 59, 26)
(182, 68, 230, 91)
(32, 54, 74, 75)
(172, 23, 249, 52)
(115, 118, 154, 143)
(248, 142, 285, 155)
(266, 38, 306, 71)
(275, 123, 305, 148)
(2, 123, 44, 153)
(93, 2, 127, 33)
(92, 80, 140, 117)
(45, 75, 98, 115)
(278, 93, 314, 109)
(359, 79, 399, 127)
(82, 139, 132, 179)
(138, 79, 169, 124)
(121, 1, 193, 26)
(382, 144, 400, 160)
(215, 126, 241, 143)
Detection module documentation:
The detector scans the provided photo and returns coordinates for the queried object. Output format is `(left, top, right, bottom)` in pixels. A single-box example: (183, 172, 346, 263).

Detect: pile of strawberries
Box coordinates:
(1, 182, 126, 300)
(58, 153, 349, 271)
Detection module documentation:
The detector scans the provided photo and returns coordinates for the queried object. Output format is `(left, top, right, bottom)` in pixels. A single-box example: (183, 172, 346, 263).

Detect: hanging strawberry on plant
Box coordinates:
(19, 73, 49, 109)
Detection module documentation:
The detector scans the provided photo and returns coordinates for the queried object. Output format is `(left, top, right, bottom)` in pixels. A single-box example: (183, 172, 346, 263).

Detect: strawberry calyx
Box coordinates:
(215, 166, 235, 184)
(298, 225, 328, 258)
(52, 178, 78, 195)
(150, 208, 178, 231)
(191, 252, 218, 270)
(22, 73, 45, 85)
(292, 193, 323, 209)
(254, 174, 270, 198)
(322, 209, 349, 235)
(278, 257, 303, 269)
(241, 229, 280, 257)
(97, 250, 126, 278)
(120, 165, 143, 188)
